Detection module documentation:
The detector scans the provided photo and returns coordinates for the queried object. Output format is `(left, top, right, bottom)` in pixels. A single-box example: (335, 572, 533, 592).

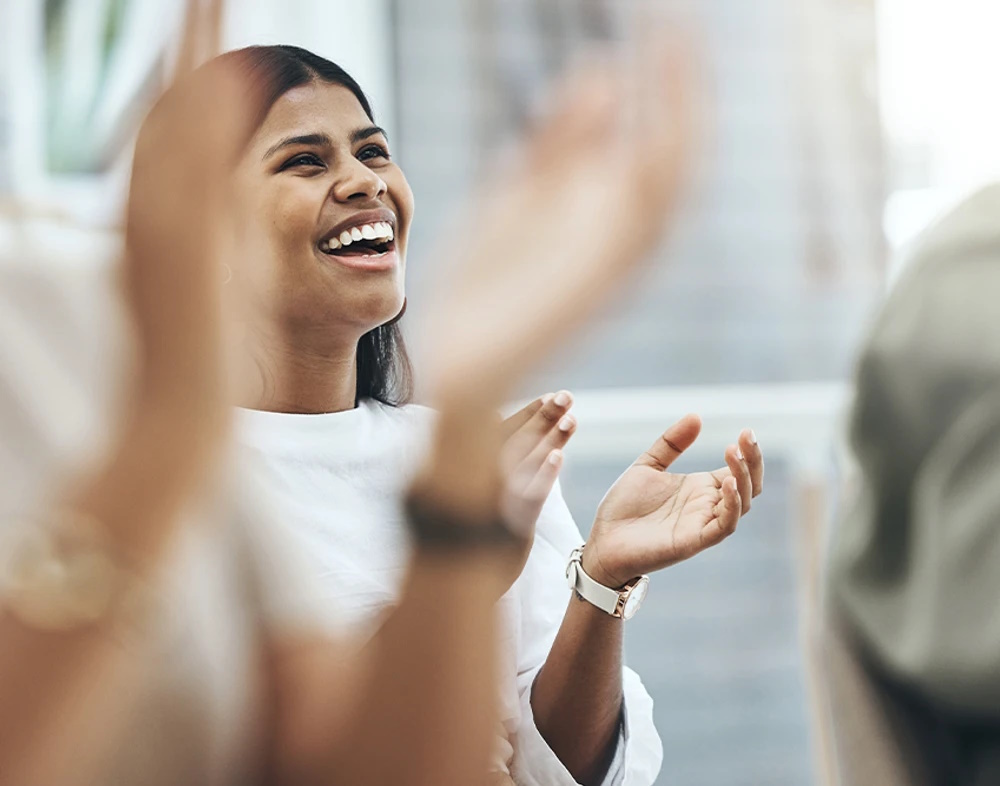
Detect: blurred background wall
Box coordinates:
(2, 1, 998, 783)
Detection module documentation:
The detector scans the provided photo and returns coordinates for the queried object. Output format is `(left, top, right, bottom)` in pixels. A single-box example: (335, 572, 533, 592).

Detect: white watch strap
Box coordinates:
(566, 549, 622, 616)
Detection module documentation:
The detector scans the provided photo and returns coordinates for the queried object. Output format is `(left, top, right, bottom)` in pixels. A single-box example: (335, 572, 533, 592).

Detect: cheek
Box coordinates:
(387, 172, 415, 246)
(264, 185, 321, 253)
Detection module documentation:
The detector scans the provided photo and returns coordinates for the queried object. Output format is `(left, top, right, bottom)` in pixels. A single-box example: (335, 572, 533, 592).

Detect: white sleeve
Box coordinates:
(508, 480, 663, 786)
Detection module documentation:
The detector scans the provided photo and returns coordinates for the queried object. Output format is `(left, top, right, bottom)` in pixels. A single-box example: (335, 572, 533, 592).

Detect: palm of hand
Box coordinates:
(589, 465, 727, 586)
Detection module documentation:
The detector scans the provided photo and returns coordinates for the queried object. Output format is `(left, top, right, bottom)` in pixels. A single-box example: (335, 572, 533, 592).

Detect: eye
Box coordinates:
(358, 144, 390, 163)
(282, 152, 325, 170)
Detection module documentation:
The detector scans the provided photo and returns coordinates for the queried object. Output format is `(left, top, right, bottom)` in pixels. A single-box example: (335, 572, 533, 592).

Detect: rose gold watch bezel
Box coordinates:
(613, 575, 650, 620)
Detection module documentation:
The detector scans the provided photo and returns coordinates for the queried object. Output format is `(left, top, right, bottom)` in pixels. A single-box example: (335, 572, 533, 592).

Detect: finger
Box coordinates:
(537, 391, 573, 426)
(739, 429, 764, 497)
(501, 389, 571, 437)
(702, 476, 740, 546)
(501, 391, 573, 470)
(633, 33, 694, 217)
(724, 444, 753, 515)
(521, 449, 565, 506)
(175, 0, 225, 82)
(175, 0, 205, 81)
(501, 396, 544, 439)
(510, 411, 577, 495)
(636, 413, 702, 470)
(204, 0, 224, 61)
(527, 60, 617, 173)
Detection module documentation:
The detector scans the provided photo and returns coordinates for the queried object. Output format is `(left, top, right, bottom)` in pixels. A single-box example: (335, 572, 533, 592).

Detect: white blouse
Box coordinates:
(238, 399, 664, 785)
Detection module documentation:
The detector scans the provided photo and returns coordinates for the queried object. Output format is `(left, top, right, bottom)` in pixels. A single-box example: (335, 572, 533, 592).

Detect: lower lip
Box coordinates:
(318, 246, 399, 272)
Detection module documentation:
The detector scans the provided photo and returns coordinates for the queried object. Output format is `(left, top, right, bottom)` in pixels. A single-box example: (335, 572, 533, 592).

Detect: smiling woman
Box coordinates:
(216, 39, 762, 786)
(218, 44, 413, 410)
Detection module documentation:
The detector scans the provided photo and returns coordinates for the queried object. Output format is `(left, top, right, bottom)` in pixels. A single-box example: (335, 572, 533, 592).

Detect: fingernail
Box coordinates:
(736, 446, 744, 461)
(748, 429, 757, 445)
(548, 449, 563, 465)
(542, 392, 555, 405)
(558, 415, 575, 432)
(554, 391, 571, 407)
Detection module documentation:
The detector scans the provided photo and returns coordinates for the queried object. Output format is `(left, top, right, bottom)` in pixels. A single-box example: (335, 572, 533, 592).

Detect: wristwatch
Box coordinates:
(565, 546, 649, 620)
(0, 509, 126, 632)
(404, 487, 522, 552)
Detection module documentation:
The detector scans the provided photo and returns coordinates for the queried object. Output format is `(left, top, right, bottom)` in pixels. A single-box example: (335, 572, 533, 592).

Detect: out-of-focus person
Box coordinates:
(825, 184, 1000, 786)
(0, 6, 699, 786)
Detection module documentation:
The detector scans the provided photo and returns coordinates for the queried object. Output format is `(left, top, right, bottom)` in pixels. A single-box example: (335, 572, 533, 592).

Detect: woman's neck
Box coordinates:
(241, 325, 360, 414)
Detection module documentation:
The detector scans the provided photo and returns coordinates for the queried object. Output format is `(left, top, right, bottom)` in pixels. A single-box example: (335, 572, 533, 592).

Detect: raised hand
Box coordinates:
(90, 0, 259, 557)
(483, 391, 579, 591)
(500, 391, 577, 537)
(582, 414, 764, 588)
(421, 42, 691, 410)
(414, 39, 692, 527)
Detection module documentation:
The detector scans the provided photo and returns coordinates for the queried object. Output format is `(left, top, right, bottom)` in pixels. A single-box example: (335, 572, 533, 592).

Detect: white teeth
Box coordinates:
(328, 221, 394, 251)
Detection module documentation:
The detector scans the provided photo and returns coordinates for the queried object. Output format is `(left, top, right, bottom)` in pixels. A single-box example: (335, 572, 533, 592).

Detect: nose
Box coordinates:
(331, 157, 387, 203)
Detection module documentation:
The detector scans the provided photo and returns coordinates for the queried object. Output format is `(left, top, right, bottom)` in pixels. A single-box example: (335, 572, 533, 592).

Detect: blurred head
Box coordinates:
(213, 45, 413, 404)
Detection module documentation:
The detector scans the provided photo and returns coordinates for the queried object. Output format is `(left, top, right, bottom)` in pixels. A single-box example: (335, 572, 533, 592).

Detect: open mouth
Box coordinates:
(319, 221, 395, 258)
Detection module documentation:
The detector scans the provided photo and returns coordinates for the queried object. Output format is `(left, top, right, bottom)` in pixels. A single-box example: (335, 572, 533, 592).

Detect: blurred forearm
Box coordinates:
(0, 389, 225, 785)
(274, 405, 511, 786)
(330, 551, 505, 786)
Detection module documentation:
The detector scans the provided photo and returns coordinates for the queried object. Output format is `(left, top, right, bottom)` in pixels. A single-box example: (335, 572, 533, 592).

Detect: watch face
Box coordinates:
(622, 576, 649, 620)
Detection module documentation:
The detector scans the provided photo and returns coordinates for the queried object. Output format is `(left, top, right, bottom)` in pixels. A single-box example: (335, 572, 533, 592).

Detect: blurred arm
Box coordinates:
(0, 398, 222, 786)
(268, 406, 514, 786)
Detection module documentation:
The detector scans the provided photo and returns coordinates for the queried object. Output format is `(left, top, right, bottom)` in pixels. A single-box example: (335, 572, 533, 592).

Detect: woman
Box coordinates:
(224, 45, 765, 785)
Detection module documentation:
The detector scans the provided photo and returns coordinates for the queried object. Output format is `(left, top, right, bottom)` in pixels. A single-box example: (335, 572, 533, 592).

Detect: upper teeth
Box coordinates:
(324, 222, 394, 251)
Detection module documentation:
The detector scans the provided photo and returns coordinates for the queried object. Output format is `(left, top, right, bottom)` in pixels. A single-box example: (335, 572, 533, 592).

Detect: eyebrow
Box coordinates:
(262, 126, 389, 161)
(351, 125, 389, 144)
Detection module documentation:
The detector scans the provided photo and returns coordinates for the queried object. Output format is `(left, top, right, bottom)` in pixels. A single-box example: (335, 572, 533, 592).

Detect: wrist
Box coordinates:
(416, 409, 504, 521)
(568, 544, 651, 621)
(580, 536, 628, 589)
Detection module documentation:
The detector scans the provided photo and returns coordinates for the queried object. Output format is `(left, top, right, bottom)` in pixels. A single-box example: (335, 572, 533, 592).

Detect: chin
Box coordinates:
(352, 291, 406, 333)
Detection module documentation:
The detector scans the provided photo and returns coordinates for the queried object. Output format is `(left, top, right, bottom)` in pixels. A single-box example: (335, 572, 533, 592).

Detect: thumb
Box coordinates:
(635, 413, 702, 470)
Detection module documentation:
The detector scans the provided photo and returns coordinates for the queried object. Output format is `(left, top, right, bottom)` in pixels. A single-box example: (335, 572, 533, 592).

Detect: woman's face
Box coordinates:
(234, 81, 413, 339)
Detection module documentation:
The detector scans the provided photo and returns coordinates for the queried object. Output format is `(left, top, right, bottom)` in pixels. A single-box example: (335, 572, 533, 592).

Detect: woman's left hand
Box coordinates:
(581, 414, 764, 588)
